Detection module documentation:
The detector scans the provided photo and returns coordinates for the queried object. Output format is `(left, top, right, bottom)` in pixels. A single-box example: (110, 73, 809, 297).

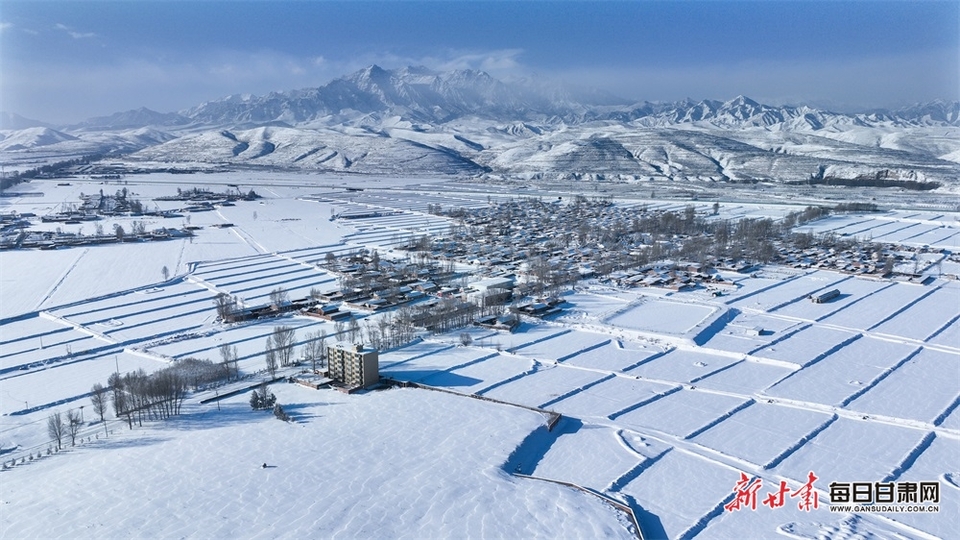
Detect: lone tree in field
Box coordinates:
(459, 332, 473, 347)
(66, 409, 82, 446)
(47, 412, 65, 450)
(161, 265, 170, 281)
(90, 383, 108, 422)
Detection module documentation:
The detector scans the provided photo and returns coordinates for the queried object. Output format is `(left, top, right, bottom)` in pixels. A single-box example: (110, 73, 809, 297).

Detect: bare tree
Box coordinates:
(269, 326, 296, 367)
(66, 409, 82, 446)
(264, 346, 278, 379)
(214, 293, 238, 321)
(219, 343, 240, 380)
(108, 372, 132, 429)
(459, 332, 473, 347)
(90, 383, 108, 422)
(161, 265, 170, 281)
(47, 412, 65, 450)
(302, 330, 326, 373)
(113, 223, 125, 242)
(883, 256, 896, 276)
(269, 287, 289, 310)
(348, 318, 361, 343)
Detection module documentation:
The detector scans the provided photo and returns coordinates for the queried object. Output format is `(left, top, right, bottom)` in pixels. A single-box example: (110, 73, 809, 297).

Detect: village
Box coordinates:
(196, 193, 957, 398)
(0, 186, 260, 250)
(405, 196, 952, 292)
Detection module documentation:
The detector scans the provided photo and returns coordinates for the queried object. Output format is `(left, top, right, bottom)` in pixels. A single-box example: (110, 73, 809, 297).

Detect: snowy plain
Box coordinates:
(1, 173, 958, 539)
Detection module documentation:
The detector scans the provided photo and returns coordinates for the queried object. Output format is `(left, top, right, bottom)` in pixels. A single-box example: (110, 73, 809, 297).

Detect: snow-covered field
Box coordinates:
(1, 173, 957, 539)
(0, 386, 633, 539)
(798, 211, 960, 251)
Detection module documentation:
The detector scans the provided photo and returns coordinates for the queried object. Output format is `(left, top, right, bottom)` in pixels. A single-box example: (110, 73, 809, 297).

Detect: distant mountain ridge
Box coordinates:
(5, 65, 958, 132)
(2, 65, 959, 186)
(0, 112, 52, 130)
(74, 107, 191, 131)
(30, 65, 956, 131)
(178, 65, 612, 127)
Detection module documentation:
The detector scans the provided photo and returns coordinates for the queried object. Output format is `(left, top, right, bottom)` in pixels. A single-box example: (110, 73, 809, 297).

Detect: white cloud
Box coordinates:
(434, 49, 525, 74)
(54, 22, 95, 39)
(0, 22, 13, 33)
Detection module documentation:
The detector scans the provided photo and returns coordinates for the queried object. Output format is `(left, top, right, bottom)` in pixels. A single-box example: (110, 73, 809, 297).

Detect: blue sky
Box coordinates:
(1, 1, 957, 124)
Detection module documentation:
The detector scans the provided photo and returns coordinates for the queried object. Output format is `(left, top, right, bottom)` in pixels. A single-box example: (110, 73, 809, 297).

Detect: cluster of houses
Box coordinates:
(774, 242, 943, 280)
(223, 247, 572, 334)
(315, 250, 462, 311)
(402, 198, 737, 294)
(604, 262, 734, 291)
(397, 198, 952, 298)
(154, 186, 260, 203)
(1, 186, 266, 251)
(1, 226, 189, 250)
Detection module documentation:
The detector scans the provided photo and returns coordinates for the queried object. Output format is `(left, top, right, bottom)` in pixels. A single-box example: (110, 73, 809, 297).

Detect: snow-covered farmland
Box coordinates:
(618, 449, 737, 539)
(762, 336, 919, 407)
(626, 347, 741, 383)
(0, 386, 634, 539)
(607, 298, 717, 335)
(1, 174, 957, 539)
(797, 210, 960, 251)
(691, 402, 836, 468)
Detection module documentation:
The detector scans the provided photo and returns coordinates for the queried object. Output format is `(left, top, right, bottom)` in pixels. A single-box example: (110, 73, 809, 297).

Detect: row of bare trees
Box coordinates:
(46, 410, 84, 450)
(101, 358, 229, 429)
(107, 368, 186, 428)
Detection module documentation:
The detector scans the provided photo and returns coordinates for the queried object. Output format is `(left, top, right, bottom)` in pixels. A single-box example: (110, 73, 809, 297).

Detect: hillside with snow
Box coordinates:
(2, 66, 958, 185)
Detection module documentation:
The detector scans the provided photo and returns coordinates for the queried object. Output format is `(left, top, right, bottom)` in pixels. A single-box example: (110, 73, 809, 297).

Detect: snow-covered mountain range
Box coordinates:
(2, 65, 959, 184)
